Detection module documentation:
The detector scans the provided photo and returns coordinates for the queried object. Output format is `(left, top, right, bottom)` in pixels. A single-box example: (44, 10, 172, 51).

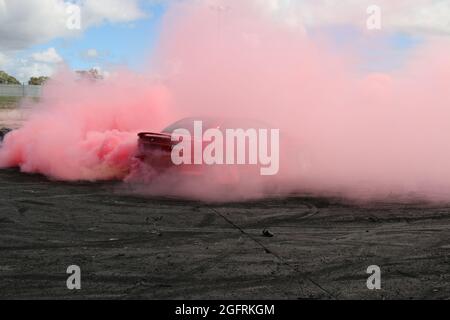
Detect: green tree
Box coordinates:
(28, 76, 50, 85)
(0, 71, 20, 85)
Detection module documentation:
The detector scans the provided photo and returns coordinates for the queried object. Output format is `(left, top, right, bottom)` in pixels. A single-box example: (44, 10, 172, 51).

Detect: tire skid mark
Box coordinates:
(209, 207, 336, 299)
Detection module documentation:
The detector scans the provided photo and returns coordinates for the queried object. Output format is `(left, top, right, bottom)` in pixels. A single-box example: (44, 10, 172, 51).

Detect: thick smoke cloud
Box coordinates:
(1, 0, 450, 201)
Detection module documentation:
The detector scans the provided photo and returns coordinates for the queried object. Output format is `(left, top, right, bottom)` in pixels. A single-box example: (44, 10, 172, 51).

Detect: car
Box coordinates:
(130, 117, 279, 184)
(0, 128, 11, 142)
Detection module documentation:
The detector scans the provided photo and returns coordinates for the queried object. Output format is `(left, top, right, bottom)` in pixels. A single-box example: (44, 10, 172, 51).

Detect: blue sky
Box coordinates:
(0, 1, 170, 81)
(25, 3, 166, 72)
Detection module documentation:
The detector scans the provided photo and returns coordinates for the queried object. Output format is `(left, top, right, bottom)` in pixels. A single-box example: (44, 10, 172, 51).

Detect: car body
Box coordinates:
(132, 117, 274, 182)
(0, 128, 11, 142)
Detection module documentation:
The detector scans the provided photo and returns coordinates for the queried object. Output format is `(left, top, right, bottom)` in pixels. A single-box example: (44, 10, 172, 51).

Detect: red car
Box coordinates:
(131, 118, 276, 183)
(0, 128, 11, 142)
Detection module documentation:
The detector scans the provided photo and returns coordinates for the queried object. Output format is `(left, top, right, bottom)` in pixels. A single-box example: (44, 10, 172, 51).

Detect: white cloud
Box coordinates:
(31, 48, 63, 64)
(261, 0, 450, 35)
(83, 48, 100, 59)
(388, 1, 450, 35)
(1, 48, 64, 82)
(86, 49, 99, 58)
(0, 0, 149, 80)
(3, 0, 450, 82)
(0, 0, 148, 51)
(0, 52, 9, 67)
(2, 0, 449, 54)
(3, 0, 448, 52)
(82, 0, 146, 26)
(15, 61, 57, 83)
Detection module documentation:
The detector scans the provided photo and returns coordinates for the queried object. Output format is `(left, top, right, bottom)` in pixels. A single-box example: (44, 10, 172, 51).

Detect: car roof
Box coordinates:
(162, 117, 272, 133)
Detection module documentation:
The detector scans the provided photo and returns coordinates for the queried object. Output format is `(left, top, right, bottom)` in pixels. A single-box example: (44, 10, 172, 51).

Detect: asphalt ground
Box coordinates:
(0, 168, 449, 299)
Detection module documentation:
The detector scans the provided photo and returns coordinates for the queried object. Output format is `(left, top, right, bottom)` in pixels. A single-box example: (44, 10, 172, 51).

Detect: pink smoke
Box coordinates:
(1, 1, 450, 201)
(0, 69, 173, 181)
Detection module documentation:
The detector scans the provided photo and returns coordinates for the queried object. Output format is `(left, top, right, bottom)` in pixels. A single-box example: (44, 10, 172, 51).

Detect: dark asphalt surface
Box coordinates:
(0, 168, 449, 299)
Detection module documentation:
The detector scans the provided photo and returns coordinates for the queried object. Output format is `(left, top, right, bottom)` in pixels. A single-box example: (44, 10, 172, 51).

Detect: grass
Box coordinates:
(0, 96, 21, 109)
(0, 96, 40, 109)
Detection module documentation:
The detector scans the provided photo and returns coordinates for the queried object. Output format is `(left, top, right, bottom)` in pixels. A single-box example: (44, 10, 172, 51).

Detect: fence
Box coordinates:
(0, 84, 42, 98)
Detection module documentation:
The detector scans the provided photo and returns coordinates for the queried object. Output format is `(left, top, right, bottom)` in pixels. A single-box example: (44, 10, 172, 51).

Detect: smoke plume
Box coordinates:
(2, 0, 450, 201)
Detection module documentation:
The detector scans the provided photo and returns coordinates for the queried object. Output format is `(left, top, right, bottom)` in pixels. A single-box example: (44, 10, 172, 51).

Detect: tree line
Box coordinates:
(0, 69, 102, 86)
